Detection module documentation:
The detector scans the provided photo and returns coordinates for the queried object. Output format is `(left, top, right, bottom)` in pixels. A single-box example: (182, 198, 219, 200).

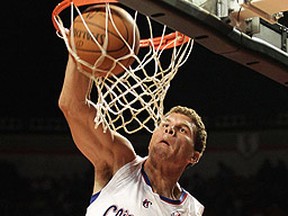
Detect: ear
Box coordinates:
(189, 151, 201, 166)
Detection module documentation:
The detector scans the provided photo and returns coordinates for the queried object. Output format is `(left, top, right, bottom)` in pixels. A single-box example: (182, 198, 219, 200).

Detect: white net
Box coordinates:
(53, 2, 194, 134)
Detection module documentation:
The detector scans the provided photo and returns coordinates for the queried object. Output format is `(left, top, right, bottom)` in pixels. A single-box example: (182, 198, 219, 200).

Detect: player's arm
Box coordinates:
(58, 56, 136, 178)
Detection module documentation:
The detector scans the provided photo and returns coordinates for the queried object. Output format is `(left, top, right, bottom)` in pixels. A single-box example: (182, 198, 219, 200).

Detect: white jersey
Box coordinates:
(86, 156, 204, 216)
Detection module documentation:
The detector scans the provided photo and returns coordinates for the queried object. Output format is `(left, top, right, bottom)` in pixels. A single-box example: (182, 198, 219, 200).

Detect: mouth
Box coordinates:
(160, 140, 170, 146)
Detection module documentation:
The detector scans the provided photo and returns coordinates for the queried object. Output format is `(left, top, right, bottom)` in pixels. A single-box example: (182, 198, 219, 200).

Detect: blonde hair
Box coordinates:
(165, 106, 207, 155)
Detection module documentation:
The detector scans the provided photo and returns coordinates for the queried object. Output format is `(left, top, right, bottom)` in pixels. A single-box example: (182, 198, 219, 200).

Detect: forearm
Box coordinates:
(58, 55, 92, 116)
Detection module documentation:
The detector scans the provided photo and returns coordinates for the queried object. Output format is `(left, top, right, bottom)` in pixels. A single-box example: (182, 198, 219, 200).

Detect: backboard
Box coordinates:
(119, 0, 288, 87)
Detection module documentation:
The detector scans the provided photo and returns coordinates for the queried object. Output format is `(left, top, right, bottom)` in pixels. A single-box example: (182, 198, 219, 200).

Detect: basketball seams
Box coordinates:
(73, 17, 129, 53)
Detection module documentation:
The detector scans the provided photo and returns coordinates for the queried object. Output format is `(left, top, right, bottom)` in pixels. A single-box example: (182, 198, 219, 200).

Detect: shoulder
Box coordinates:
(184, 190, 205, 215)
(114, 155, 146, 176)
(93, 156, 144, 194)
(110, 155, 145, 184)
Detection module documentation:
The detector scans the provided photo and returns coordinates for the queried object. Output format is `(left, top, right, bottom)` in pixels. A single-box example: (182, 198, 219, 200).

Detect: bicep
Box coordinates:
(65, 107, 136, 170)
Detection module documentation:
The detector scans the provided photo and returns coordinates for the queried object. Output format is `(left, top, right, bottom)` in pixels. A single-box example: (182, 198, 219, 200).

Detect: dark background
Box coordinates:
(1, 1, 288, 216)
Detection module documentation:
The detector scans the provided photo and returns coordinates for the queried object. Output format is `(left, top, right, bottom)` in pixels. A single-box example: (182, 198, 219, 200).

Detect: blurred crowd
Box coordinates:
(1, 158, 287, 216)
(183, 159, 288, 216)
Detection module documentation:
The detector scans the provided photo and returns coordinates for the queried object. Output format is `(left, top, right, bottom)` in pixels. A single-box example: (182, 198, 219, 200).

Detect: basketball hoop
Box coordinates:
(52, 0, 194, 134)
(52, 0, 190, 49)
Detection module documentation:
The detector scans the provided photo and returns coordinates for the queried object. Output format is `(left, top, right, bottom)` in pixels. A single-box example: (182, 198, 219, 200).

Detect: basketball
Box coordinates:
(70, 4, 140, 77)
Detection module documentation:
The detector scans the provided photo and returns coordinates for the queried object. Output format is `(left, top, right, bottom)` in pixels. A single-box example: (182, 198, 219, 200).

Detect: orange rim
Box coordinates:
(52, 0, 190, 49)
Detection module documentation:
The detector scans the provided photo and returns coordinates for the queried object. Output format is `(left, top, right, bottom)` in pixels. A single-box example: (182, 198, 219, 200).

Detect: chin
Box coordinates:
(149, 148, 170, 161)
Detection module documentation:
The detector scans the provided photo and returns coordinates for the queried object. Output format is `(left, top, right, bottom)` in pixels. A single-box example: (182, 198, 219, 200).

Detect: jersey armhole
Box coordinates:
(89, 156, 144, 205)
(90, 191, 101, 204)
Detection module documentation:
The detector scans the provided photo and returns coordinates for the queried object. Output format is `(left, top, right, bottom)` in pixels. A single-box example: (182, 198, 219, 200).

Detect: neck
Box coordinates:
(143, 158, 184, 200)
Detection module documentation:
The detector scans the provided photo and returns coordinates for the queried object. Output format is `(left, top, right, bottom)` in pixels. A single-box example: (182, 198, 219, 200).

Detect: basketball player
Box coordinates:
(59, 55, 207, 215)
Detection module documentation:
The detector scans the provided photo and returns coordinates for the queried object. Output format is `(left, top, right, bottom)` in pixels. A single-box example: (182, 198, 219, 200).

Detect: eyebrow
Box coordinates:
(162, 117, 193, 132)
(161, 118, 171, 123)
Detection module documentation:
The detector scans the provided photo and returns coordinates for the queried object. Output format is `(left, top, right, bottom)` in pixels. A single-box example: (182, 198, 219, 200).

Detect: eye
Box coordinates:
(161, 122, 169, 128)
(179, 127, 188, 134)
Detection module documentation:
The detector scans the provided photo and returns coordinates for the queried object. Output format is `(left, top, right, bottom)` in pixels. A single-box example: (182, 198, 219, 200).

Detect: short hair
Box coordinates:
(165, 106, 207, 155)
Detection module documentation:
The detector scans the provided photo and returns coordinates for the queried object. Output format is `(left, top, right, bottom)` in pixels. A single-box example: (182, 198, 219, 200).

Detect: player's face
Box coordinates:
(148, 112, 197, 166)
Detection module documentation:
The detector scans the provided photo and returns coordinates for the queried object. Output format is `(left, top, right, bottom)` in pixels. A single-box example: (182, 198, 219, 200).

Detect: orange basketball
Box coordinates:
(70, 4, 140, 77)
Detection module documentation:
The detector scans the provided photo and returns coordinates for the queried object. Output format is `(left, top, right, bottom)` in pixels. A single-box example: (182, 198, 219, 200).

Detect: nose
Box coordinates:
(164, 125, 175, 136)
